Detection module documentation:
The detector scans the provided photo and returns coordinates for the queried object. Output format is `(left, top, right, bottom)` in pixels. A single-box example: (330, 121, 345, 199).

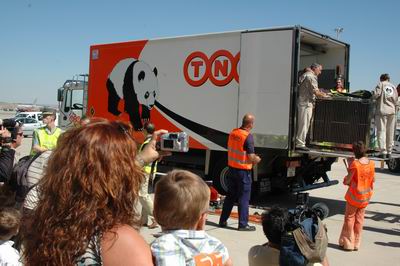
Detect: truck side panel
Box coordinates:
(239, 30, 294, 149)
(88, 33, 242, 150)
(140, 33, 241, 150)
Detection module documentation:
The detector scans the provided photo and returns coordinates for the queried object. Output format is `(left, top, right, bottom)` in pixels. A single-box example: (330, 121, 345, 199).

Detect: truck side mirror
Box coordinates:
(57, 88, 64, 102)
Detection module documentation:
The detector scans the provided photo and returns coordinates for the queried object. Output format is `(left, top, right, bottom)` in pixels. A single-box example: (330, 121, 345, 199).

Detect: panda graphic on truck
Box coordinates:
(106, 58, 159, 130)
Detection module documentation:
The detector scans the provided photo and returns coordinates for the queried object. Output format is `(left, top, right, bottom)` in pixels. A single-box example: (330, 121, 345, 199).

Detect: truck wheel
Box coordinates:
(387, 158, 400, 172)
(212, 158, 229, 195)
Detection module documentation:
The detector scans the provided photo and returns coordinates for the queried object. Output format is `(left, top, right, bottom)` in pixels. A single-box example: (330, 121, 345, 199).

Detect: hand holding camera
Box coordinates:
(0, 126, 12, 146)
(158, 132, 189, 152)
(138, 130, 189, 166)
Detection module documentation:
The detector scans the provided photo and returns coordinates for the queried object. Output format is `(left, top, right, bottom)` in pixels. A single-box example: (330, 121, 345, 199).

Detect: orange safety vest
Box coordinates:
(227, 128, 252, 170)
(345, 160, 375, 208)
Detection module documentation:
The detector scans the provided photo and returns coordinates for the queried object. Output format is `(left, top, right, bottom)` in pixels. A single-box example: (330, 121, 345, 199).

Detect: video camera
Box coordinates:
(0, 119, 20, 144)
(158, 132, 189, 152)
(286, 192, 329, 231)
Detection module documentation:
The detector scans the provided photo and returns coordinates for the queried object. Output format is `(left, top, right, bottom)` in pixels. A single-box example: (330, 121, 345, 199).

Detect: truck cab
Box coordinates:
(57, 78, 88, 129)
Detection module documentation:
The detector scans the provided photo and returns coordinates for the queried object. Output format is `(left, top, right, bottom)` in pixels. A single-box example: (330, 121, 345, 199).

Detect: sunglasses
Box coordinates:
(117, 123, 136, 141)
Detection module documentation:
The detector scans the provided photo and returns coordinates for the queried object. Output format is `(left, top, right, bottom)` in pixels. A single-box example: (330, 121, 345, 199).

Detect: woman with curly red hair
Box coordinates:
(22, 119, 165, 265)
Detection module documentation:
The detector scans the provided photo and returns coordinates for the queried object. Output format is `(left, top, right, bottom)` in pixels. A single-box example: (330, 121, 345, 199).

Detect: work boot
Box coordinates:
(238, 225, 256, 231)
(296, 146, 310, 151)
(218, 221, 227, 228)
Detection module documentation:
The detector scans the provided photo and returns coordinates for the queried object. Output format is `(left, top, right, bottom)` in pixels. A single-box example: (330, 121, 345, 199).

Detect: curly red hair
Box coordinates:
(22, 119, 144, 265)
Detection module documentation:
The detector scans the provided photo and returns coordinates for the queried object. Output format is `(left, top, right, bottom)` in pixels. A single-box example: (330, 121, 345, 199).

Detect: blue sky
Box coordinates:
(0, 0, 399, 105)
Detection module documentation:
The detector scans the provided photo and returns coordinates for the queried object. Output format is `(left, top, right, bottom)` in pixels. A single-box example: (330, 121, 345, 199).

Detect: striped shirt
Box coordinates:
(151, 230, 230, 266)
(23, 151, 52, 210)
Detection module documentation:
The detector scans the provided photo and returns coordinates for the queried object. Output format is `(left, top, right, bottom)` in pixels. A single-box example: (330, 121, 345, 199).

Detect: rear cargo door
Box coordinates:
(238, 29, 294, 149)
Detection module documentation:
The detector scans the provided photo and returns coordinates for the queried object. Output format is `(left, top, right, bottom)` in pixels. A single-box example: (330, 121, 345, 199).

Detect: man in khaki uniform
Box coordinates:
(373, 73, 398, 159)
(296, 63, 329, 151)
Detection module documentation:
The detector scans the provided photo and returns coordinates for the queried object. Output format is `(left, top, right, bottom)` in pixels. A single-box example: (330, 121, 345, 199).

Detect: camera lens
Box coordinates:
(311, 202, 329, 220)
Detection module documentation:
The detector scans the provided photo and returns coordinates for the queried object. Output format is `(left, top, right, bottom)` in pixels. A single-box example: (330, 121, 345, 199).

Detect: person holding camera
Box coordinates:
(30, 109, 61, 155)
(138, 122, 158, 229)
(248, 206, 287, 266)
(219, 113, 261, 231)
(249, 206, 329, 266)
(0, 123, 24, 183)
(339, 141, 375, 251)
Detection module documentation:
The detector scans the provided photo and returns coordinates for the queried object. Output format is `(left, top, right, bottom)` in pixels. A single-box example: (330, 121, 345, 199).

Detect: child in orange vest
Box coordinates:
(339, 141, 375, 251)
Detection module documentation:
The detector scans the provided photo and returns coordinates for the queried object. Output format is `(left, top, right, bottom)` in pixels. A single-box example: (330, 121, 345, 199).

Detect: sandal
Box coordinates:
(340, 245, 353, 251)
(148, 221, 159, 229)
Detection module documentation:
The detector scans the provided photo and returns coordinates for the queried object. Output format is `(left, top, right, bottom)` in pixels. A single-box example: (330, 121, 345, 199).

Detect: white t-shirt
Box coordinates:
(23, 151, 52, 210)
(0, 240, 22, 266)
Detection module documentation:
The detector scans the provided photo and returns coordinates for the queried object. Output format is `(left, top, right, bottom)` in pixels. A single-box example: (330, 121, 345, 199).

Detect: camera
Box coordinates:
(158, 132, 189, 152)
(280, 193, 329, 266)
(0, 119, 20, 144)
(286, 193, 329, 231)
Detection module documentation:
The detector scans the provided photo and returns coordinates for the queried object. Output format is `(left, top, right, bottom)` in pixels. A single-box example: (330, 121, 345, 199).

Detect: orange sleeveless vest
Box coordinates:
(227, 128, 252, 170)
(345, 160, 375, 208)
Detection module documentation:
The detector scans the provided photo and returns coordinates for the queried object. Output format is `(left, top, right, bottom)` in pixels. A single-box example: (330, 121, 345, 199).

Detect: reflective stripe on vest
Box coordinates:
(139, 137, 157, 174)
(31, 127, 61, 155)
(227, 128, 252, 170)
(345, 160, 374, 208)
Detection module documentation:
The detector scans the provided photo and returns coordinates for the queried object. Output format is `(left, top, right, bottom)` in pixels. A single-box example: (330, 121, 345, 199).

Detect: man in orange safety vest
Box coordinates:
(219, 113, 261, 231)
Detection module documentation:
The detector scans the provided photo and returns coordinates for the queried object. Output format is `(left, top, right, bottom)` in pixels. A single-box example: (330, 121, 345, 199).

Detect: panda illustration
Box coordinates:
(106, 58, 159, 130)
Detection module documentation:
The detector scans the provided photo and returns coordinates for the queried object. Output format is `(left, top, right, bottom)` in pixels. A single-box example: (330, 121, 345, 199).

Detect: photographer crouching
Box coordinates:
(0, 119, 23, 184)
(249, 195, 329, 266)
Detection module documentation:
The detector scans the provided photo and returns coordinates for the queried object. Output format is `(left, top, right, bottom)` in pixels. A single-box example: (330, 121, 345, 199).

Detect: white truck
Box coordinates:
(58, 25, 372, 198)
(14, 111, 43, 122)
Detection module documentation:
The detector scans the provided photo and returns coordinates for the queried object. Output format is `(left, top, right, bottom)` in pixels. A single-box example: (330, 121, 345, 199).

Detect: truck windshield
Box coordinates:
(64, 89, 84, 111)
(15, 113, 28, 118)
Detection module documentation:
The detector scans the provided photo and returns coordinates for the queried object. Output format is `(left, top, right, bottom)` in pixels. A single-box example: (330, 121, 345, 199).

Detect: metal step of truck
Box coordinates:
(295, 148, 400, 161)
(291, 180, 339, 192)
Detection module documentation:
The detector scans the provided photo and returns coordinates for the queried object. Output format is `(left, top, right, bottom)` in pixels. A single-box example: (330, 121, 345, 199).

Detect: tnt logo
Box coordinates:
(184, 50, 240, 87)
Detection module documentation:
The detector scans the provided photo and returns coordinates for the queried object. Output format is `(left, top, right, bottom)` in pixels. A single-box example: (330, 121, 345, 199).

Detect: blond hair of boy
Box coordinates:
(154, 170, 210, 230)
(0, 208, 22, 265)
(0, 208, 21, 240)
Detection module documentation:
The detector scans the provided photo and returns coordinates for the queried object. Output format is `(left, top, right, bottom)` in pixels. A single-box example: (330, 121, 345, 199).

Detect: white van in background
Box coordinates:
(15, 111, 59, 125)
(14, 112, 43, 124)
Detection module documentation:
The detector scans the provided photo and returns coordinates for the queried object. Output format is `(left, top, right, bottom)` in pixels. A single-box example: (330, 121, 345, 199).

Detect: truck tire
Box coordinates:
(212, 158, 229, 195)
(387, 158, 400, 173)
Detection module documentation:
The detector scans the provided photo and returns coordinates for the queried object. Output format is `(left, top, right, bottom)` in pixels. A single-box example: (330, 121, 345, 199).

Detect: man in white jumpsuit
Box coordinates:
(373, 73, 398, 159)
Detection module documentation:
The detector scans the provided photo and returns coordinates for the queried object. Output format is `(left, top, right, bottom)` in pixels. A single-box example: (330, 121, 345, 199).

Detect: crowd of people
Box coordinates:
(0, 67, 387, 265)
(0, 115, 233, 265)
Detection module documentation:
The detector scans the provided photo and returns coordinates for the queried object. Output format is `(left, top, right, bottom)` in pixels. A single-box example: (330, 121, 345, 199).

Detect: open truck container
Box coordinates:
(59, 25, 376, 199)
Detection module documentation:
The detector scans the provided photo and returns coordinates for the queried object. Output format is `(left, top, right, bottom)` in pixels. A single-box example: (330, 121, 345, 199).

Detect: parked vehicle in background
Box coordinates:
(15, 111, 43, 123)
(387, 129, 400, 172)
(15, 117, 42, 137)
